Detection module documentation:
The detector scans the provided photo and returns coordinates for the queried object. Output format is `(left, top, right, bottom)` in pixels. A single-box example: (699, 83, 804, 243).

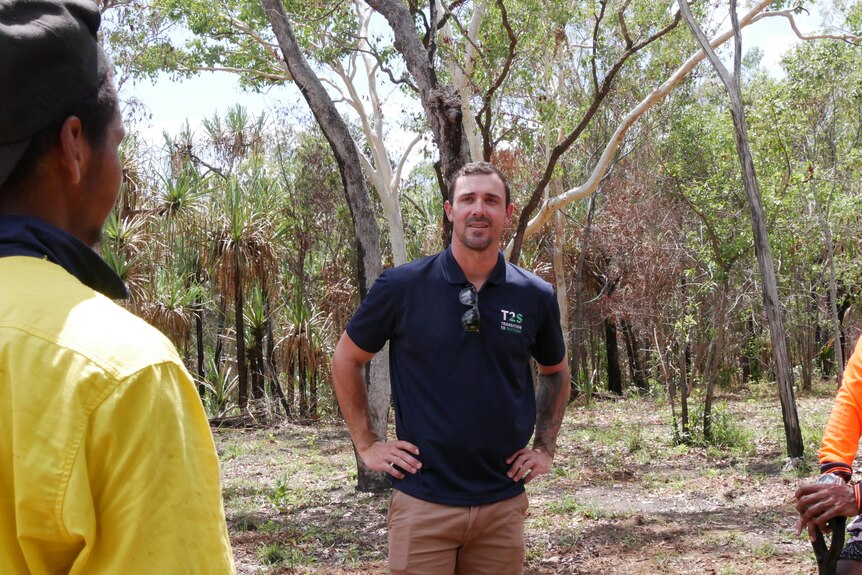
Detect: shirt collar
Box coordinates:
(441, 246, 507, 287)
(0, 215, 129, 299)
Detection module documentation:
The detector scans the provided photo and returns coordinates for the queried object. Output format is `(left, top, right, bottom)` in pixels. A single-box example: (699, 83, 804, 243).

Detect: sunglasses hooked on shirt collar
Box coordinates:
(459, 286, 480, 333)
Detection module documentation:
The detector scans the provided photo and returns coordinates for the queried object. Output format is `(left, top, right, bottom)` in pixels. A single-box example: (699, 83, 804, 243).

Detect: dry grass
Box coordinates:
(215, 379, 842, 574)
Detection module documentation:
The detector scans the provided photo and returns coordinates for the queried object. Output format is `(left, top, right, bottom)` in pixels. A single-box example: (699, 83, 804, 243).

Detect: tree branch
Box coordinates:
(755, 10, 862, 45)
(355, 45, 418, 91)
(504, 0, 777, 257)
(179, 65, 289, 82)
(617, 0, 633, 49)
(475, 0, 517, 160)
(508, 7, 682, 262)
(590, 0, 608, 93)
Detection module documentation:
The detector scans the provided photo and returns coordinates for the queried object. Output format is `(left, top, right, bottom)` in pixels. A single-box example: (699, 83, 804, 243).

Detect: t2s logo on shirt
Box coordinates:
(500, 309, 523, 334)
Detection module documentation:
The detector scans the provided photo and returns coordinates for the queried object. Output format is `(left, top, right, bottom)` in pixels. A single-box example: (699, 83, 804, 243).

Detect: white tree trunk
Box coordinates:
(262, 0, 391, 489)
(438, 0, 487, 161)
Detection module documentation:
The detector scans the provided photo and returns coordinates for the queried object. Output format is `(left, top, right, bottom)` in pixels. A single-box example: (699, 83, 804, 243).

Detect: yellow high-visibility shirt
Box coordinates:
(0, 256, 236, 574)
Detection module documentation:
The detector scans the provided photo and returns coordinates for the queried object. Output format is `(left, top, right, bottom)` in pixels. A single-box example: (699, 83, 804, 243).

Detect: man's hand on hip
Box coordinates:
(359, 440, 422, 480)
(506, 448, 553, 484)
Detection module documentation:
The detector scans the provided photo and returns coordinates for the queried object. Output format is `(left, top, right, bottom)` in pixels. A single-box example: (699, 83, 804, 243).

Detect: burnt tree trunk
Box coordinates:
(572, 195, 596, 398)
(679, 348, 690, 443)
(620, 318, 647, 392)
(799, 288, 816, 391)
(298, 343, 308, 419)
(605, 318, 623, 396)
(703, 283, 729, 442)
(194, 285, 206, 399)
(251, 332, 266, 401)
(286, 354, 295, 414)
(234, 248, 248, 411)
(214, 295, 226, 375)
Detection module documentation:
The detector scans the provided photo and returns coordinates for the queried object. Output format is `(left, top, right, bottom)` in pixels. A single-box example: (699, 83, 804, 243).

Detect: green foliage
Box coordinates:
(688, 400, 755, 455)
(202, 358, 238, 416)
(104, 0, 361, 90)
(256, 542, 308, 567)
(98, 0, 862, 456)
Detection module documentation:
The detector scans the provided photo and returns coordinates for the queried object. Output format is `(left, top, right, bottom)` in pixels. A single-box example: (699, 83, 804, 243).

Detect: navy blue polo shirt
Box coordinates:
(346, 247, 566, 506)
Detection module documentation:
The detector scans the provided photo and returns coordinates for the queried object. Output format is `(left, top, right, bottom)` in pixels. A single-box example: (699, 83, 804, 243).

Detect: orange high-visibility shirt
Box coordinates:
(819, 337, 862, 478)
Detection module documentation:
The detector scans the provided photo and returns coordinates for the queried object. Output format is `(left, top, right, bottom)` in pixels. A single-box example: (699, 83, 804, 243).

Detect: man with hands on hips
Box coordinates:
(332, 161, 570, 575)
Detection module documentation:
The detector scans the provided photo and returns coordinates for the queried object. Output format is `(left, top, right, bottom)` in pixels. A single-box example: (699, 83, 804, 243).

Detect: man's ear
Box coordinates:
(57, 116, 87, 185)
(506, 202, 514, 220)
(444, 200, 454, 222)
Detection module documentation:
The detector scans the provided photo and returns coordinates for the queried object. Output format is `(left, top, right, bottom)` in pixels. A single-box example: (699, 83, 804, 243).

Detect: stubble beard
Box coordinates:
(457, 217, 497, 252)
(462, 232, 493, 251)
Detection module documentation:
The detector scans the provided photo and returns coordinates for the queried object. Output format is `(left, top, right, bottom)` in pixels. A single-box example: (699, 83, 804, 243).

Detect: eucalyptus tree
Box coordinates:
(750, 37, 862, 390)
(365, 0, 473, 197)
(507, 0, 839, 257)
(677, 0, 805, 459)
(104, 0, 417, 265)
(260, 0, 392, 489)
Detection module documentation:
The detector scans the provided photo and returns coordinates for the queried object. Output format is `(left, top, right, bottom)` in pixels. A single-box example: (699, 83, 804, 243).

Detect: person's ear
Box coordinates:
(444, 200, 453, 222)
(57, 116, 87, 185)
(506, 202, 514, 220)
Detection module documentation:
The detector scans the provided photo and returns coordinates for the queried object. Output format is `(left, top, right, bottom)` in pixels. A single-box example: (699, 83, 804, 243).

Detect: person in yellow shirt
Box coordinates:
(0, 1, 235, 572)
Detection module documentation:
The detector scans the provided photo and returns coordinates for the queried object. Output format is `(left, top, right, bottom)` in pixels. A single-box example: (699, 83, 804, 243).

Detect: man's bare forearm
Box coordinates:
(332, 332, 379, 451)
(533, 368, 570, 457)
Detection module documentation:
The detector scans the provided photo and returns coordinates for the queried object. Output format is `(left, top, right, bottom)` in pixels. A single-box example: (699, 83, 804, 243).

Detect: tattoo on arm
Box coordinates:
(533, 370, 570, 457)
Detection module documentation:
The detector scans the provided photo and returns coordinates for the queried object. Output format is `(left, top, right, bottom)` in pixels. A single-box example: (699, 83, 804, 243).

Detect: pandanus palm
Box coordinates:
(211, 174, 277, 412)
(149, 164, 209, 383)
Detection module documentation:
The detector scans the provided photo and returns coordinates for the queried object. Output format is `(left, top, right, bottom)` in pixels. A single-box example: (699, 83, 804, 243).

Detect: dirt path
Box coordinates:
(216, 383, 839, 574)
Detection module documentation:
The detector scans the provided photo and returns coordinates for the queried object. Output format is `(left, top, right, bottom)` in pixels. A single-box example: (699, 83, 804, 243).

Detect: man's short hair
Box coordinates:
(448, 161, 512, 206)
(0, 0, 112, 189)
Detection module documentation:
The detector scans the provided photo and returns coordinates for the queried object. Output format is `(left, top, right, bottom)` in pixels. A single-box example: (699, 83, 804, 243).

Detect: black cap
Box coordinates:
(0, 0, 109, 187)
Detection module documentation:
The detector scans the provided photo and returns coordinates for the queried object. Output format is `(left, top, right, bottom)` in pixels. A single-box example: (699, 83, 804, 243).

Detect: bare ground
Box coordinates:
(215, 380, 842, 574)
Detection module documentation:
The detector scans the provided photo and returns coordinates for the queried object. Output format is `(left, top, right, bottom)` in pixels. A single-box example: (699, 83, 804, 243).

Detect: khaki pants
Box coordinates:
(387, 490, 528, 575)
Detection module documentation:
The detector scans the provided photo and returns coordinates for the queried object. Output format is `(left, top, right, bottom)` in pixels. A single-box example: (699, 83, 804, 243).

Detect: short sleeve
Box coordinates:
(530, 289, 566, 367)
(346, 270, 399, 354)
(819, 337, 862, 473)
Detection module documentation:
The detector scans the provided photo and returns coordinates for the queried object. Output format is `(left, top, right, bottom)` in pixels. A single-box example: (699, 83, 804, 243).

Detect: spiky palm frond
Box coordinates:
(139, 267, 201, 350)
(202, 358, 238, 418)
(210, 176, 279, 299)
(102, 209, 151, 300)
(103, 210, 150, 253)
(157, 168, 207, 219)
